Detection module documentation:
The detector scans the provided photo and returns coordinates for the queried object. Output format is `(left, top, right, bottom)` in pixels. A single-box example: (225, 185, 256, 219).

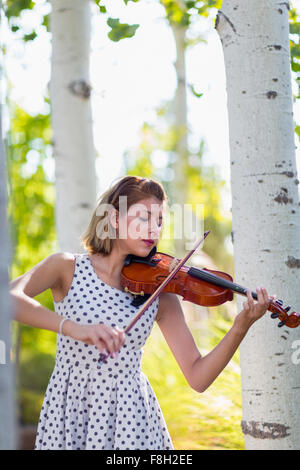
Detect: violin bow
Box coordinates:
(98, 230, 211, 365)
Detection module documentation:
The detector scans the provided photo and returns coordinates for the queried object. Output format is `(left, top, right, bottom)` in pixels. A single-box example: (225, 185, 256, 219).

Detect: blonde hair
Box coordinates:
(80, 175, 168, 255)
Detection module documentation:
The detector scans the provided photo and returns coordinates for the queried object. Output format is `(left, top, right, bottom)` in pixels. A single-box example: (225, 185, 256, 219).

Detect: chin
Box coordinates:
(129, 239, 155, 255)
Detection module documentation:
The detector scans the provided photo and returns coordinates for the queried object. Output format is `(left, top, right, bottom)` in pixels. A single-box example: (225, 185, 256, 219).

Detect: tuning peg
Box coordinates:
(284, 306, 291, 312)
(270, 313, 279, 319)
(275, 299, 283, 306)
(278, 321, 285, 327)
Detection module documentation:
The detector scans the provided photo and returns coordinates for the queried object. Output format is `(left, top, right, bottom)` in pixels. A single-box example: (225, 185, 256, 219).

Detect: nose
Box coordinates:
(149, 218, 162, 238)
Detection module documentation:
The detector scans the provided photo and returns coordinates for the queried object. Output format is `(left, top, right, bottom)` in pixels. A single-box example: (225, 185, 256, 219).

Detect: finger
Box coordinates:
(115, 326, 126, 347)
(96, 339, 108, 354)
(256, 286, 265, 305)
(256, 287, 270, 313)
(255, 286, 261, 301)
(90, 332, 107, 354)
(258, 286, 269, 308)
(98, 328, 117, 355)
(104, 325, 121, 348)
(109, 328, 121, 352)
(111, 327, 122, 349)
(98, 325, 124, 356)
(247, 288, 255, 306)
(261, 287, 270, 305)
(112, 327, 126, 352)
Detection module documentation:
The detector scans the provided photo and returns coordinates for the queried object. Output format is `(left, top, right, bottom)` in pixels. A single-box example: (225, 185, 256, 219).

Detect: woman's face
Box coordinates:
(116, 196, 164, 255)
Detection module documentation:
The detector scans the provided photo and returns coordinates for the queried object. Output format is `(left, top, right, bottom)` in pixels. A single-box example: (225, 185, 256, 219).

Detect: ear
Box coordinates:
(108, 207, 119, 229)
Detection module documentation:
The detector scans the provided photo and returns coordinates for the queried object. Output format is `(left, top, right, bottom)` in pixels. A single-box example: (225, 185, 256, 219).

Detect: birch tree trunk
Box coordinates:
(170, 24, 190, 256)
(0, 100, 16, 450)
(50, 0, 97, 253)
(216, 0, 300, 449)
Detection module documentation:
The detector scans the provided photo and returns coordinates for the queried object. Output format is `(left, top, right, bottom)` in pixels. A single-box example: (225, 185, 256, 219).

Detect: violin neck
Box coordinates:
(188, 267, 258, 301)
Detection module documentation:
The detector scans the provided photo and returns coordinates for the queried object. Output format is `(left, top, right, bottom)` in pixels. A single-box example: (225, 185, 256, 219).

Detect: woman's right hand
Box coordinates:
(64, 321, 125, 358)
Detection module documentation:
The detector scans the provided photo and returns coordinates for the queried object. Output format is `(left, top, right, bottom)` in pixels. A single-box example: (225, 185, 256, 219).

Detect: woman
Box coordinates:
(10, 175, 271, 450)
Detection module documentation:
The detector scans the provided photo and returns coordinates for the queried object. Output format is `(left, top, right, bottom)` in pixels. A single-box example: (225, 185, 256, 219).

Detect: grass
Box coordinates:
(141, 309, 245, 450)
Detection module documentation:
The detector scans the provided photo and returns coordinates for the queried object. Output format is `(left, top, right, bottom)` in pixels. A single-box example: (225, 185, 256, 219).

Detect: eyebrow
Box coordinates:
(146, 210, 163, 219)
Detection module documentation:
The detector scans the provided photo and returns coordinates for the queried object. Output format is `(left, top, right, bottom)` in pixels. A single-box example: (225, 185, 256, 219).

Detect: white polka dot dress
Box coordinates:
(34, 253, 174, 450)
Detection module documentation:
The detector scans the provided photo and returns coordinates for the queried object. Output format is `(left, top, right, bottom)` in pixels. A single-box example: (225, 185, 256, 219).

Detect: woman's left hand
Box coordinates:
(234, 287, 272, 331)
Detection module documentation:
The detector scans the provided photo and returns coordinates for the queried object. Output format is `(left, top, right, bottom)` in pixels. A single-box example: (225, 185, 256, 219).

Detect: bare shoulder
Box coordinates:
(9, 251, 76, 302)
(49, 252, 77, 302)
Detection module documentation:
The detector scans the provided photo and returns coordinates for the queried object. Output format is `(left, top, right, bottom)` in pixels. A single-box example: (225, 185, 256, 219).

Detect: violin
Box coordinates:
(121, 245, 300, 329)
(98, 232, 300, 366)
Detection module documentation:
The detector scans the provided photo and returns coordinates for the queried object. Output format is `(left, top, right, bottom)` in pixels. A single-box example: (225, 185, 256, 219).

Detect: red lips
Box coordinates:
(142, 239, 154, 246)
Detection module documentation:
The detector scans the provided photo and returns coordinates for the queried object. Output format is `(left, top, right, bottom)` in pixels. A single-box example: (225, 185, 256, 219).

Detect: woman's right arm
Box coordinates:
(10, 252, 69, 334)
(9, 253, 125, 356)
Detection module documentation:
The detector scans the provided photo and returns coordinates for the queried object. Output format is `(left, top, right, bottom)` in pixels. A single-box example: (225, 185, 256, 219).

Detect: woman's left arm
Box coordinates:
(156, 287, 271, 393)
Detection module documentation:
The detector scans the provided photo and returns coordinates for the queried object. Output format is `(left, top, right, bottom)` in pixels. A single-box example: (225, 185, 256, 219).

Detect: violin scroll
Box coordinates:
(269, 298, 300, 328)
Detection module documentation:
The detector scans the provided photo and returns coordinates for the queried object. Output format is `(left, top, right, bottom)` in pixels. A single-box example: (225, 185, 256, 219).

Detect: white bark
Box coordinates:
(50, 0, 97, 253)
(171, 24, 190, 256)
(216, 0, 300, 449)
(0, 102, 16, 449)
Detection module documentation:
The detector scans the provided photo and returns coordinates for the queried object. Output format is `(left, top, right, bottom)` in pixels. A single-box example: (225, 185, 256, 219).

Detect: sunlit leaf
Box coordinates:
(4, 0, 34, 19)
(189, 84, 203, 98)
(23, 31, 37, 42)
(107, 17, 139, 41)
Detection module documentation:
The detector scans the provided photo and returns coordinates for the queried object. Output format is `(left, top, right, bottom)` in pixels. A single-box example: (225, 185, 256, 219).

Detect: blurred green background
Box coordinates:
(6, 102, 243, 449)
(4, 0, 300, 451)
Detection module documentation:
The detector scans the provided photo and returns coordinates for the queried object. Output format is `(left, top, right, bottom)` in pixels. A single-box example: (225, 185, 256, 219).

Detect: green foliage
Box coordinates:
(4, 0, 299, 443)
(6, 102, 56, 274)
(107, 17, 140, 42)
(123, 111, 232, 271)
(142, 311, 244, 450)
(17, 350, 55, 424)
(160, 0, 222, 27)
(102, 0, 222, 42)
(95, 1, 141, 40)
(123, 0, 140, 4)
(18, 389, 44, 425)
(188, 84, 203, 98)
(4, 0, 34, 19)
(3, 0, 49, 42)
(5, 100, 58, 423)
(42, 12, 50, 30)
(289, 6, 300, 143)
(290, 7, 300, 96)
(23, 31, 37, 42)
(19, 352, 55, 392)
(94, 0, 107, 13)
(290, 8, 300, 65)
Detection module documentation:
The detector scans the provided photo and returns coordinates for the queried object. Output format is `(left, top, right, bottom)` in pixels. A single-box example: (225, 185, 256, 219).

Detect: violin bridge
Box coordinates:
(169, 257, 180, 273)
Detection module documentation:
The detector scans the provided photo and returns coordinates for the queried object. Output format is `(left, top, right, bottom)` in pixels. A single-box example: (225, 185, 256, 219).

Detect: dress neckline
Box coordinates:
(85, 253, 129, 295)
